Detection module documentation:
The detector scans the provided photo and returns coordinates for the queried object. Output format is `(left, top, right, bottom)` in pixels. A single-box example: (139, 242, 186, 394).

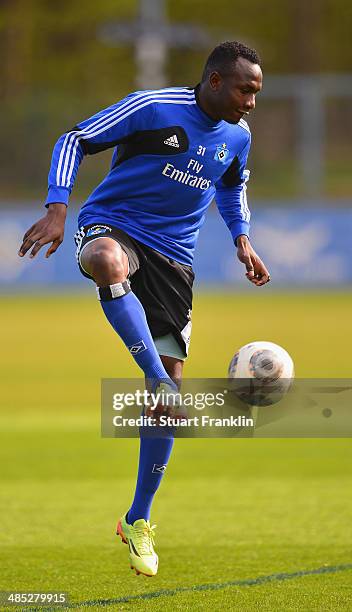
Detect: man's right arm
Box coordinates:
(18, 92, 157, 259)
(18, 202, 67, 259)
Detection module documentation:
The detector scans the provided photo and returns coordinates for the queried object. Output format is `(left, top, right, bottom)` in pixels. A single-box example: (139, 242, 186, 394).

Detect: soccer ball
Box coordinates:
(228, 341, 294, 406)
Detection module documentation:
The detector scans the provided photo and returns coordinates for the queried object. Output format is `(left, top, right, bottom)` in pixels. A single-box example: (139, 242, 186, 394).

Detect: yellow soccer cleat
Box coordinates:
(117, 513, 158, 577)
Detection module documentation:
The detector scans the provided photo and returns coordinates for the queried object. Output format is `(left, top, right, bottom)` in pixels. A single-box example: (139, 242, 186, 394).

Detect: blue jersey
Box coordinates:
(46, 86, 251, 265)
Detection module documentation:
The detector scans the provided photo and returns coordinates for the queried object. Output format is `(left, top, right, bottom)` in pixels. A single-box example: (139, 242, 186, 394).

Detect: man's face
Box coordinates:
(209, 57, 263, 123)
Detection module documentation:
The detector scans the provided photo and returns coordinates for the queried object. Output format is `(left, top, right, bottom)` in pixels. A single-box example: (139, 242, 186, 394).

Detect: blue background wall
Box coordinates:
(1, 203, 351, 289)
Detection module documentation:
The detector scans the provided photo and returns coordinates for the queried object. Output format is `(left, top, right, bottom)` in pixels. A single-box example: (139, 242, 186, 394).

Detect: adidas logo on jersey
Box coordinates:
(164, 134, 179, 148)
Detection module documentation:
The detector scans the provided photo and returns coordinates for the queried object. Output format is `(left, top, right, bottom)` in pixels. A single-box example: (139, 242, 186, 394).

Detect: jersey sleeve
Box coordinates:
(215, 132, 251, 244)
(45, 93, 156, 206)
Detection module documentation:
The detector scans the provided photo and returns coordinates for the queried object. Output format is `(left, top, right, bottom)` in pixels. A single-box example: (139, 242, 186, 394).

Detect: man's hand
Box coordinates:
(18, 203, 67, 259)
(236, 235, 270, 286)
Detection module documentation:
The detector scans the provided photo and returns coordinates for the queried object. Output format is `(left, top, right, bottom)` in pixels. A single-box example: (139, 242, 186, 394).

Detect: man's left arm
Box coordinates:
(215, 134, 270, 287)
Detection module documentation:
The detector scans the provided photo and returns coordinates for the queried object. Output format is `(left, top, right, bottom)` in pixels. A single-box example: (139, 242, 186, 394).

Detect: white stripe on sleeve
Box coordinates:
(60, 92, 196, 188)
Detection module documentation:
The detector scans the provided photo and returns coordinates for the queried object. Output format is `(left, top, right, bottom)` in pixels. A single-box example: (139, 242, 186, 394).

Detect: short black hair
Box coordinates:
(201, 41, 261, 81)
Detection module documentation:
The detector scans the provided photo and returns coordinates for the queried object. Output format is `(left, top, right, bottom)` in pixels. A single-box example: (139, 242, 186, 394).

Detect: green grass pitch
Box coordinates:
(1, 291, 352, 610)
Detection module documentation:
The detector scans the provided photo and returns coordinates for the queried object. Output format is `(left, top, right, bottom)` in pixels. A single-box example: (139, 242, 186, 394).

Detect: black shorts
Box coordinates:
(74, 224, 194, 356)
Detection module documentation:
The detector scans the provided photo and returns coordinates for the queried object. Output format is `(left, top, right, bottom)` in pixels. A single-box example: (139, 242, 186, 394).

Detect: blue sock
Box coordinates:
(128, 432, 174, 523)
(98, 282, 175, 523)
(98, 282, 170, 381)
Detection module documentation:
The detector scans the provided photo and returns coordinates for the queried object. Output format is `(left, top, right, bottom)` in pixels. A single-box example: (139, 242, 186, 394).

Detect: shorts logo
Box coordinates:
(214, 143, 229, 164)
(128, 340, 147, 355)
(86, 225, 112, 237)
(152, 464, 167, 474)
(181, 320, 192, 355)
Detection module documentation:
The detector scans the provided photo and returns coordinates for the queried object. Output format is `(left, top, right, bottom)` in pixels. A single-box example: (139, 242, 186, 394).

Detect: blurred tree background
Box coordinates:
(0, 0, 351, 202)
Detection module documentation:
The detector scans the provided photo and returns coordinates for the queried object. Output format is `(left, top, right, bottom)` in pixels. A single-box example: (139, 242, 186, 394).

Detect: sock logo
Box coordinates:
(128, 340, 147, 355)
(152, 464, 167, 474)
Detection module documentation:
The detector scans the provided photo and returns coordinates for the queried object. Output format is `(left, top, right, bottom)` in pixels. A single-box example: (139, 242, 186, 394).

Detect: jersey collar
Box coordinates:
(193, 84, 223, 128)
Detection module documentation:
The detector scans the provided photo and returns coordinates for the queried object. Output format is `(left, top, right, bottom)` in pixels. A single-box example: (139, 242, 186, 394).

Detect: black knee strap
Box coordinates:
(96, 280, 131, 301)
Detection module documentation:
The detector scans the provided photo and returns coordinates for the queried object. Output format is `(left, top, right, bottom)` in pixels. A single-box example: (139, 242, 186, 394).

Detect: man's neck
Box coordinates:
(196, 83, 221, 122)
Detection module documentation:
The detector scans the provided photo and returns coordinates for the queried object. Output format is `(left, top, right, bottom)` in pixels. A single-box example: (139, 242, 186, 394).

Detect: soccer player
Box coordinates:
(18, 41, 270, 577)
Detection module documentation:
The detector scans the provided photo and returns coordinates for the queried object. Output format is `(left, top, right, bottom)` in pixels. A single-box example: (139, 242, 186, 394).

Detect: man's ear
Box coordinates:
(209, 71, 222, 92)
